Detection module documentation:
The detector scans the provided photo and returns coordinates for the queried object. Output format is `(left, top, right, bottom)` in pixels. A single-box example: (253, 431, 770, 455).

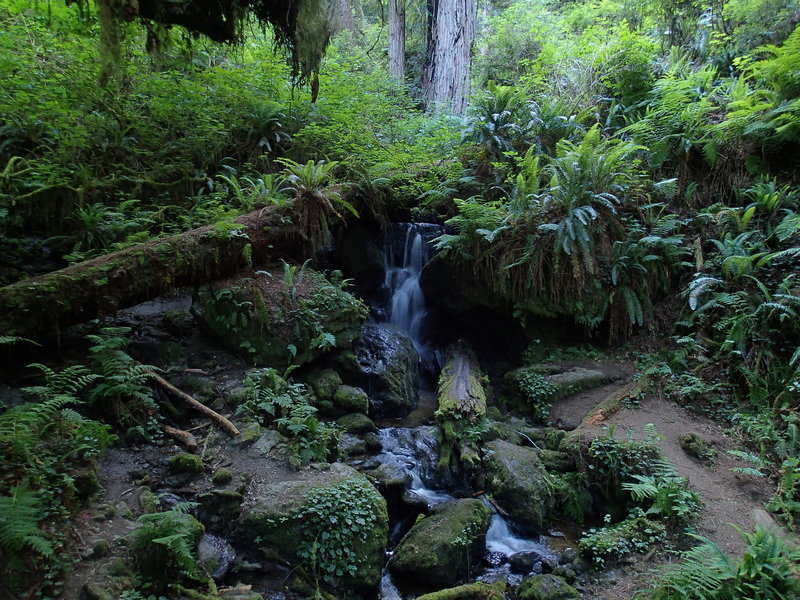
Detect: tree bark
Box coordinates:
(422, 0, 476, 115)
(335, 0, 365, 45)
(0, 209, 302, 339)
(388, 0, 406, 80)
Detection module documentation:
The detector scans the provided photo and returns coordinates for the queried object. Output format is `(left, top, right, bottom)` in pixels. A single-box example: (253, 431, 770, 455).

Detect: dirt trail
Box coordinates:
(549, 359, 781, 598)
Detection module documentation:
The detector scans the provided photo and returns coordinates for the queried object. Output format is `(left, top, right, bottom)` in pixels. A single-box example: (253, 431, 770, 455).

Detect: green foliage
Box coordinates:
(240, 368, 337, 465)
(0, 361, 114, 593)
(579, 514, 667, 567)
(131, 502, 206, 592)
(86, 327, 160, 438)
(622, 471, 702, 526)
(289, 478, 381, 583)
(649, 526, 800, 600)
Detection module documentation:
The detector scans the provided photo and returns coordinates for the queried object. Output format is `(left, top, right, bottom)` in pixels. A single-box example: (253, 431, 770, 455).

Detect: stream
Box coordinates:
(372, 223, 558, 597)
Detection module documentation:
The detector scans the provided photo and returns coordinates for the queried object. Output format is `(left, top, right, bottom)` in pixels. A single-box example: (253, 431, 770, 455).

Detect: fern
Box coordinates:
(0, 485, 53, 561)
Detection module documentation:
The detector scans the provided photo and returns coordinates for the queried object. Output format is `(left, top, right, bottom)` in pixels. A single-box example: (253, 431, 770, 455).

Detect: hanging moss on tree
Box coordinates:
(91, 0, 332, 85)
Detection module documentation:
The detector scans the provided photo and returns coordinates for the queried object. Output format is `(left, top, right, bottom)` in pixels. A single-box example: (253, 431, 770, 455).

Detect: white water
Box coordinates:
(383, 223, 438, 373)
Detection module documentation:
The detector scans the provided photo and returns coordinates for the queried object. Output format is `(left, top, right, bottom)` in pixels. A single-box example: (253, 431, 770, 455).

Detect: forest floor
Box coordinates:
(550, 358, 788, 599)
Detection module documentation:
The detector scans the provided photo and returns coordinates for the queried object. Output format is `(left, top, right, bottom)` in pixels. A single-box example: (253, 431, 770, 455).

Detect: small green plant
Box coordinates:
(649, 526, 800, 600)
(86, 327, 160, 439)
(240, 368, 337, 466)
(130, 502, 206, 593)
(622, 471, 702, 527)
(290, 478, 382, 583)
(579, 514, 667, 567)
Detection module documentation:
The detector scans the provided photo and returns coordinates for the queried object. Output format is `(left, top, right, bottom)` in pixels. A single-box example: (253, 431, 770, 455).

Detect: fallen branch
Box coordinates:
(151, 373, 239, 436)
(162, 424, 199, 452)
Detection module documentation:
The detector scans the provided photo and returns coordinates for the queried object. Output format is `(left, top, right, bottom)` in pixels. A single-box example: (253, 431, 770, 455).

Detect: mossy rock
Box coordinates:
(168, 452, 203, 475)
(194, 268, 368, 368)
(679, 433, 716, 462)
(482, 440, 554, 534)
(336, 412, 376, 434)
(416, 581, 506, 600)
(549, 472, 592, 523)
(537, 449, 575, 472)
(390, 498, 492, 587)
(212, 468, 234, 486)
(518, 574, 579, 600)
(333, 384, 369, 415)
(307, 368, 342, 402)
(237, 464, 387, 591)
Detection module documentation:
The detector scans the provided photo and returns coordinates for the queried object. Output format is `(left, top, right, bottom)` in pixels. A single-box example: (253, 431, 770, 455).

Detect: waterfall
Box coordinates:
(382, 223, 440, 375)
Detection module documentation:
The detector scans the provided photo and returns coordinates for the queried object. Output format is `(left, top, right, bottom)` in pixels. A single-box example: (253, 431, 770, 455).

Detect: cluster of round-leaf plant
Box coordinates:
(292, 478, 380, 582)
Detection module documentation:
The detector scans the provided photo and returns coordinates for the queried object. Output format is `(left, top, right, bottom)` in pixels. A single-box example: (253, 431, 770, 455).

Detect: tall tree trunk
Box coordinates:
(388, 0, 406, 80)
(422, 0, 476, 115)
(336, 0, 365, 45)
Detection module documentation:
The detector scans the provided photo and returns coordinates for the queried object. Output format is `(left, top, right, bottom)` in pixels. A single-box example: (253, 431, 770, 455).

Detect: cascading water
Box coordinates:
(375, 223, 557, 599)
(382, 223, 440, 376)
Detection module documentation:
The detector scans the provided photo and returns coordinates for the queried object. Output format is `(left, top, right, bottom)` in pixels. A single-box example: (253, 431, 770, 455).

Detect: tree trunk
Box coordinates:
(388, 0, 406, 80)
(0, 210, 302, 339)
(422, 0, 476, 115)
(335, 0, 365, 45)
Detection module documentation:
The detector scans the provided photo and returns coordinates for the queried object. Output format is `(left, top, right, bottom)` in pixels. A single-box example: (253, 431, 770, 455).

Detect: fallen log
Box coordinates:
(151, 372, 239, 437)
(0, 208, 302, 339)
(435, 341, 487, 472)
(161, 424, 199, 452)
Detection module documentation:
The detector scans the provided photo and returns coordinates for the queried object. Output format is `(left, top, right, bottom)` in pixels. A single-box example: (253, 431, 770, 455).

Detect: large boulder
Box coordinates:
(482, 441, 554, 534)
(193, 268, 367, 368)
(416, 582, 506, 600)
(237, 463, 387, 591)
(351, 323, 419, 417)
(390, 498, 492, 587)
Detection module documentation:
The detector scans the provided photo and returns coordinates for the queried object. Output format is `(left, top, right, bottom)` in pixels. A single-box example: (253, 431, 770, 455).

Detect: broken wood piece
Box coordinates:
(162, 424, 199, 452)
(151, 372, 239, 436)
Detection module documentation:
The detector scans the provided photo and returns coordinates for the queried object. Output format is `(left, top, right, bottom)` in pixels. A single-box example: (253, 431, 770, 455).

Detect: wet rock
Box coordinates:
(482, 441, 554, 535)
(197, 534, 236, 579)
(367, 462, 412, 496)
(390, 498, 492, 586)
(364, 432, 383, 453)
(552, 565, 577, 585)
(509, 551, 545, 574)
(352, 323, 419, 417)
(198, 489, 243, 523)
(338, 434, 367, 456)
(168, 452, 204, 475)
(337, 412, 377, 434)
(333, 384, 370, 415)
(162, 309, 196, 337)
(518, 574, 579, 600)
(416, 581, 506, 600)
(334, 222, 385, 297)
(237, 463, 387, 591)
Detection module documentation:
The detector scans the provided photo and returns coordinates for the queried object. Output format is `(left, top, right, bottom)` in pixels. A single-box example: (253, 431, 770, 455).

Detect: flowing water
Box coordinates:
(382, 223, 441, 377)
(374, 223, 556, 598)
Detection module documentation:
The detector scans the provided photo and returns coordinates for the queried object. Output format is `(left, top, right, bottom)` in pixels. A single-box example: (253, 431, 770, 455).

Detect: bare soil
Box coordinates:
(549, 359, 785, 600)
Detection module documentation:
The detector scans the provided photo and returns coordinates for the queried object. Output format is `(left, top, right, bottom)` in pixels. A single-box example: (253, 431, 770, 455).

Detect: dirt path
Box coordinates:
(549, 360, 782, 599)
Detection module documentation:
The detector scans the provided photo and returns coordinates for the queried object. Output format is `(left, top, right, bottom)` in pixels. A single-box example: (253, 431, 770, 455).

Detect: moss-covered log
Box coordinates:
(0, 210, 302, 339)
(435, 343, 487, 471)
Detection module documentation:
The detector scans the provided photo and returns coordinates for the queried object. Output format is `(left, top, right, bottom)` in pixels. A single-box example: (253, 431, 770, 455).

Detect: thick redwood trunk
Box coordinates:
(422, 0, 476, 114)
(0, 210, 301, 339)
(388, 0, 406, 80)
